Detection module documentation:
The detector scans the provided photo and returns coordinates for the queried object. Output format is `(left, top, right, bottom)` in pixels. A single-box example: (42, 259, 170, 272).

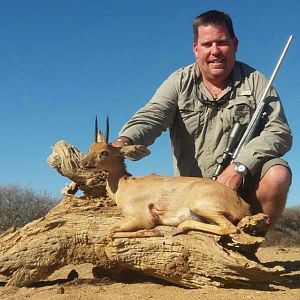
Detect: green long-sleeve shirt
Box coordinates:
(119, 62, 292, 178)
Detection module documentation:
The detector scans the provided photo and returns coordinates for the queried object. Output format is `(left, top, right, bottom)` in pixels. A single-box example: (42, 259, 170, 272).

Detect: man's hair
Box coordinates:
(193, 10, 236, 43)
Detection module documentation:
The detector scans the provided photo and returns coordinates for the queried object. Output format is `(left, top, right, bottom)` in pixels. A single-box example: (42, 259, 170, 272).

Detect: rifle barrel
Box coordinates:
(232, 35, 293, 160)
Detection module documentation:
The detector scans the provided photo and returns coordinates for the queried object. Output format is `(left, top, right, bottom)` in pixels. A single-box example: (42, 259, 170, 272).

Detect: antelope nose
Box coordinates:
(81, 158, 89, 169)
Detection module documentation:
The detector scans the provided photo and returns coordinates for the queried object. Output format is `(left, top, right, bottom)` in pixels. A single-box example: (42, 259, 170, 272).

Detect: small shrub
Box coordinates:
(0, 184, 58, 233)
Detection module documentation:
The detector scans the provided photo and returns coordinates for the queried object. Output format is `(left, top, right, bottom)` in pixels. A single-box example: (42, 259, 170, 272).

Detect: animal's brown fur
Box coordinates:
(82, 139, 251, 237)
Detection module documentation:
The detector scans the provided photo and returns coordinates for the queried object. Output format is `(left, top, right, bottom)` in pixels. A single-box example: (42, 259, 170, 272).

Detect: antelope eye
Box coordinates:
(100, 150, 109, 157)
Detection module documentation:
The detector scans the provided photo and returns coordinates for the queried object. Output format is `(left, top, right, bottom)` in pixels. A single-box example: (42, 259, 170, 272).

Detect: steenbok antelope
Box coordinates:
(81, 119, 251, 238)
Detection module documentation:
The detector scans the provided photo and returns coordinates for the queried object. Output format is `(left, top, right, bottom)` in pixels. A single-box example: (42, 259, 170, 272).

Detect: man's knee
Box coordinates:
(258, 165, 291, 228)
(242, 164, 291, 227)
(262, 164, 292, 190)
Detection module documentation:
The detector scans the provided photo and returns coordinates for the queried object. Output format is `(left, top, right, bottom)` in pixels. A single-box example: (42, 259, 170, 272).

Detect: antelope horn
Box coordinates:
(105, 115, 109, 143)
(94, 115, 99, 143)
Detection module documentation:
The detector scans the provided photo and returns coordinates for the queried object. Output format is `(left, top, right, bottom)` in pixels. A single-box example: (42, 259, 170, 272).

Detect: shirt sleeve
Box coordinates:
(235, 72, 293, 175)
(119, 71, 180, 146)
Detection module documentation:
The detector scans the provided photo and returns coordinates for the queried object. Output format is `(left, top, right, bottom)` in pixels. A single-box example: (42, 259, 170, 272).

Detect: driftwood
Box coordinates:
(47, 140, 107, 197)
(0, 141, 287, 288)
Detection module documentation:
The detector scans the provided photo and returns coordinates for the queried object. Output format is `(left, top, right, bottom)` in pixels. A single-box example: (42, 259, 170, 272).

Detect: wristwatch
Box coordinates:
(233, 162, 248, 177)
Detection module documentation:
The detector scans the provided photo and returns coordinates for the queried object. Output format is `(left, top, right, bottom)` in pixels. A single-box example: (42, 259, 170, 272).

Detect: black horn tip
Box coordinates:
(94, 115, 98, 143)
(105, 115, 110, 143)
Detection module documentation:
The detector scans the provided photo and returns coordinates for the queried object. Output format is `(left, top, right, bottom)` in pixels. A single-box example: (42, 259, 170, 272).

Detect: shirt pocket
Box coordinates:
(178, 97, 206, 137)
(221, 97, 255, 133)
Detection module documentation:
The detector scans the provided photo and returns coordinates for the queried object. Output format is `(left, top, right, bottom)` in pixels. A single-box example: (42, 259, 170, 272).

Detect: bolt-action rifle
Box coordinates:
(212, 35, 293, 180)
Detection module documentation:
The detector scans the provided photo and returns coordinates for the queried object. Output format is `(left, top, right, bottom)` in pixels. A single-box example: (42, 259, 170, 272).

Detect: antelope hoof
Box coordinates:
(107, 225, 120, 238)
(171, 227, 185, 237)
(108, 231, 116, 239)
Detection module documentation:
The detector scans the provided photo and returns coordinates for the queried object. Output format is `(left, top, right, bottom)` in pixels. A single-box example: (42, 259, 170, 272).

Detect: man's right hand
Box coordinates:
(111, 136, 134, 148)
(216, 163, 243, 191)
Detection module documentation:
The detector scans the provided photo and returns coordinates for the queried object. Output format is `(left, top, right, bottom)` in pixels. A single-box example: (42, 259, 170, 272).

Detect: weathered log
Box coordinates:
(0, 140, 287, 288)
(47, 140, 107, 197)
(0, 195, 285, 288)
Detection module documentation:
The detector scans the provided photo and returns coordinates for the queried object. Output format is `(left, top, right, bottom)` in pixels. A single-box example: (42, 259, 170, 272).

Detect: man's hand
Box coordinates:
(111, 136, 134, 148)
(120, 145, 151, 161)
(216, 163, 243, 191)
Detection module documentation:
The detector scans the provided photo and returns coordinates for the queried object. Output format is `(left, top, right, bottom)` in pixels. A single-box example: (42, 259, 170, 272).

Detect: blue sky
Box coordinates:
(0, 0, 299, 207)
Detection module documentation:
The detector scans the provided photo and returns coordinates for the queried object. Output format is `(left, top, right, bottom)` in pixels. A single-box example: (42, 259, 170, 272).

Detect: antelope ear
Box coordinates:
(119, 145, 150, 161)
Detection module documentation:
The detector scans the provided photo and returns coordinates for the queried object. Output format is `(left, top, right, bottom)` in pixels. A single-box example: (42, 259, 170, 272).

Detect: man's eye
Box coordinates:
(201, 43, 212, 48)
(218, 40, 228, 46)
(101, 151, 109, 156)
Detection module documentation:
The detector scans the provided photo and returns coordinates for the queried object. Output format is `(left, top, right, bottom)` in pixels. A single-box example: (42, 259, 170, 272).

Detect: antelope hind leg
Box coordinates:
(175, 204, 241, 236)
(173, 219, 238, 236)
(173, 208, 240, 236)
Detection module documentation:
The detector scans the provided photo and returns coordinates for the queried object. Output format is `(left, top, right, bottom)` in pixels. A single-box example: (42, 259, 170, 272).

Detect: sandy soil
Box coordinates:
(0, 246, 299, 300)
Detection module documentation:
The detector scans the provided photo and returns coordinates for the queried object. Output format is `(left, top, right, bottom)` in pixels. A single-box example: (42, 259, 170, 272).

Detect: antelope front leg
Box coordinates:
(109, 217, 162, 238)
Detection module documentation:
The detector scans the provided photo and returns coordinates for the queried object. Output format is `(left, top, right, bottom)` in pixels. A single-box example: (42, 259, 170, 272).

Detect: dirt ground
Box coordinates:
(0, 246, 299, 300)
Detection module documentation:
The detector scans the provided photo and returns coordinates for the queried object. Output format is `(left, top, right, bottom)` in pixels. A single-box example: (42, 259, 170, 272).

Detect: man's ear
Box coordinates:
(119, 145, 151, 161)
(192, 42, 198, 59)
(233, 37, 239, 52)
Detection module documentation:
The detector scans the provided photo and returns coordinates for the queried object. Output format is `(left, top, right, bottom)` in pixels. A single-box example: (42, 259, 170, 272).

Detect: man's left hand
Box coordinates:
(216, 164, 243, 191)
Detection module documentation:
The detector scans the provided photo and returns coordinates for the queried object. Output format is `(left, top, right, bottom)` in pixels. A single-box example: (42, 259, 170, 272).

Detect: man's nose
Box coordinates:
(211, 43, 221, 55)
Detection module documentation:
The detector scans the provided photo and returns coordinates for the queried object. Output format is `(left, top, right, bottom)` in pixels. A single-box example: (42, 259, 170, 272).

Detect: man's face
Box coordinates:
(193, 23, 238, 83)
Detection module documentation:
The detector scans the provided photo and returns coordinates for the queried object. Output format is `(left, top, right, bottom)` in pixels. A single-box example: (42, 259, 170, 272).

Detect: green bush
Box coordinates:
(0, 184, 58, 233)
(263, 206, 300, 247)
